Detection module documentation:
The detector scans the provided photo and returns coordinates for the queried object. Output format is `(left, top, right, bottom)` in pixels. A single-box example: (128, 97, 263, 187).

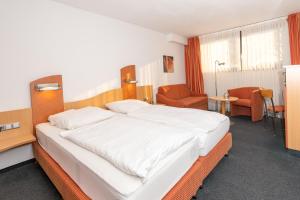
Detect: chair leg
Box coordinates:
(263, 113, 268, 128)
(263, 100, 270, 129)
(271, 116, 276, 135)
(281, 116, 285, 129)
(281, 116, 286, 145)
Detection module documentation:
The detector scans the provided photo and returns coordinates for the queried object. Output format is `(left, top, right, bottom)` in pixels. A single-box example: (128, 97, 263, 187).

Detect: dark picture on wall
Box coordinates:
(163, 55, 174, 73)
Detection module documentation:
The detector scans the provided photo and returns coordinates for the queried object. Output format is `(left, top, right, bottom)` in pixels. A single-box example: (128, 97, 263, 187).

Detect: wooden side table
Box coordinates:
(209, 96, 239, 115)
(0, 133, 36, 153)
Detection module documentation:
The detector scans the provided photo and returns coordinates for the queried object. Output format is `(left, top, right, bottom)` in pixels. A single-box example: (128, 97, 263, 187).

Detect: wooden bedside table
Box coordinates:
(0, 133, 36, 153)
(0, 108, 36, 153)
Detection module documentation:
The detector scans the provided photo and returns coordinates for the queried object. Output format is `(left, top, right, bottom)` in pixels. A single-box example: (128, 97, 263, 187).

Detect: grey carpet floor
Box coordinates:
(0, 117, 299, 200)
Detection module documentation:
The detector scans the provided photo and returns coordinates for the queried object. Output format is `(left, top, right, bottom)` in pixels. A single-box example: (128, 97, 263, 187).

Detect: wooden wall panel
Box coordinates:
(30, 75, 64, 128)
(64, 88, 123, 110)
(0, 109, 35, 152)
(65, 86, 153, 110)
(137, 85, 153, 104)
(120, 65, 137, 99)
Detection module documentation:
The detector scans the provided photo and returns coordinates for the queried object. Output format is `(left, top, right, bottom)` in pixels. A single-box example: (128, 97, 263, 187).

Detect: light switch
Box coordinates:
(12, 122, 20, 129)
(0, 122, 20, 132)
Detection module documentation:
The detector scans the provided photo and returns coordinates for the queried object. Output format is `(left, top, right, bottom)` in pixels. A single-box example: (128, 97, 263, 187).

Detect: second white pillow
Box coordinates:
(106, 99, 150, 114)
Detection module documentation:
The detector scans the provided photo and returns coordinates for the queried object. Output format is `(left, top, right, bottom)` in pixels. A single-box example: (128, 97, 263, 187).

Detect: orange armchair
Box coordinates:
(228, 87, 264, 122)
(156, 84, 208, 110)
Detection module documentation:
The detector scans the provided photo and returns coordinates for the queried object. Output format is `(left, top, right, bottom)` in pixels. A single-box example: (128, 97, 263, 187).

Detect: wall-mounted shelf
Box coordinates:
(0, 133, 36, 153)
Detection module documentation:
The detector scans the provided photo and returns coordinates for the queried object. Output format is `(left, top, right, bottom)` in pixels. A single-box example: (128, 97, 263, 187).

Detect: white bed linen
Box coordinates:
(197, 118, 229, 156)
(60, 115, 195, 179)
(127, 105, 230, 156)
(36, 123, 199, 200)
(128, 105, 228, 133)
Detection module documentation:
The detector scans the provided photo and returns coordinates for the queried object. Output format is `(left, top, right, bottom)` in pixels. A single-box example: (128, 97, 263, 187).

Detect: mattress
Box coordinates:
(197, 117, 230, 156)
(36, 123, 199, 200)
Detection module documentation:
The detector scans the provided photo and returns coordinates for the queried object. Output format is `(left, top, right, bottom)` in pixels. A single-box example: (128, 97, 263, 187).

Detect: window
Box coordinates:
(200, 18, 289, 72)
(201, 30, 240, 73)
(241, 20, 287, 70)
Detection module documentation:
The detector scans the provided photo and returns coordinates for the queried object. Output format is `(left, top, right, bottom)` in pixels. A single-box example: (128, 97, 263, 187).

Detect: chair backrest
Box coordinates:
(260, 89, 273, 99)
(228, 87, 260, 99)
(158, 84, 191, 100)
(259, 88, 276, 115)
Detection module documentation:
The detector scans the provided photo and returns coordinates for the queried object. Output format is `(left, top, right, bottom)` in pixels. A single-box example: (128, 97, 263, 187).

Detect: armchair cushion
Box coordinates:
(228, 87, 259, 99)
(158, 84, 191, 100)
(233, 99, 251, 107)
(228, 87, 263, 122)
(178, 96, 208, 107)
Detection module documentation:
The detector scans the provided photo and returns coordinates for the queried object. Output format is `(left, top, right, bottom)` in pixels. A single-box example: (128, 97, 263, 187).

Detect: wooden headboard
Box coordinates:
(120, 65, 137, 99)
(29, 74, 153, 133)
(30, 75, 64, 129)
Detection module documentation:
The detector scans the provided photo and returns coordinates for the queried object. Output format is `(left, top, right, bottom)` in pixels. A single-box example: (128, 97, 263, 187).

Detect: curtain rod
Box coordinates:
(199, 16, 287, 37)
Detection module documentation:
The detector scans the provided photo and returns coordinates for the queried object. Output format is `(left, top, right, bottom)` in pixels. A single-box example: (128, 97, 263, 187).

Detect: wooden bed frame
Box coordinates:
(30, 75, 232, 200)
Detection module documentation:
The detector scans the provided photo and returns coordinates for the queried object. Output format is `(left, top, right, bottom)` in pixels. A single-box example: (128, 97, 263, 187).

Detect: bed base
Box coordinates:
(33, 132, 232, 200)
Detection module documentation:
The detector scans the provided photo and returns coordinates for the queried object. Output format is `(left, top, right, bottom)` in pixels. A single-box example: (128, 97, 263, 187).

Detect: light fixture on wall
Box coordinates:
(35, 83, 61, 91)
(124, 73, 138, 84)
(125, 79, 138, 84)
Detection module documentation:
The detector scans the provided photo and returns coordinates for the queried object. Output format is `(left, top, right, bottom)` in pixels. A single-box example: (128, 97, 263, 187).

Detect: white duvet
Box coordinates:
(128, 105, 229, 134)
(60, 115, 195, 180)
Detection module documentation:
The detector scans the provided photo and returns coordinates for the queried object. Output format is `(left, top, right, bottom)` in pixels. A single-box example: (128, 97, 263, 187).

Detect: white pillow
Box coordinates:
(106, 99, 150, 114)
(48, 106, 115, 130)
(48, 109, 76, 128)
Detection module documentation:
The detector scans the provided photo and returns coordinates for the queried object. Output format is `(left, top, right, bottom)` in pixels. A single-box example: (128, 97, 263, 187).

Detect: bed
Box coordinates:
(36, 121, 199, 200)
(106, 101, 230, 157)
(30, 75, 232, 200)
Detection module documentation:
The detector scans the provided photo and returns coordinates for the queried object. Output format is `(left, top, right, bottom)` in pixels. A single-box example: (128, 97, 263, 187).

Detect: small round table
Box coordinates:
(209, 96, 239, 115)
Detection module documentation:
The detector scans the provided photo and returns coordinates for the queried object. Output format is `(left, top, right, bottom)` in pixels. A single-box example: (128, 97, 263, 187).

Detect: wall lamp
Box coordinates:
(124, 72, 138, 84)
(35, 83, 61, 91)
(125, 79, 138, 84)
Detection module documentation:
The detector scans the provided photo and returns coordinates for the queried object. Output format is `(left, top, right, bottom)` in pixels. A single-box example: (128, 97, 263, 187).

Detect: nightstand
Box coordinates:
(0, 133, 36, 153)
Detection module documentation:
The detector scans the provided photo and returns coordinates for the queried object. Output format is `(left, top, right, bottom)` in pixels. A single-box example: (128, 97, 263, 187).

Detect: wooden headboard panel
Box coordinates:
(120, 65, 137, 99)
(30, 75, 64, 129)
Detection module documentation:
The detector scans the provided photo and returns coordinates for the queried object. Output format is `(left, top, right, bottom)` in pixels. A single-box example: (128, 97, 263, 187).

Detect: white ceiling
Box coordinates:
(52, 0, 300, 37)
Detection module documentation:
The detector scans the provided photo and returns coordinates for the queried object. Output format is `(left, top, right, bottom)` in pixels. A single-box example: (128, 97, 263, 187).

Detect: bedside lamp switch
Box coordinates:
(0, 122, 20, 132)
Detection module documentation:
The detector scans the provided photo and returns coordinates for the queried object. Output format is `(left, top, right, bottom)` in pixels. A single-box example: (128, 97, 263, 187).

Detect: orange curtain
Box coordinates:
(288, 13, 300, 65)
(185, 37, 205, 94)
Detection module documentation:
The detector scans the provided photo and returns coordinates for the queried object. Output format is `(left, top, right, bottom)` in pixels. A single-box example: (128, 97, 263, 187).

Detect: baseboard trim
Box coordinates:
(0, 158, 36, 174)
(287, 149, 300, 157)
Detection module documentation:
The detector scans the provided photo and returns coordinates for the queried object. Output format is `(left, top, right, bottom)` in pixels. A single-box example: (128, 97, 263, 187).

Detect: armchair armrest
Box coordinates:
(250, 90, 264, 121)
(156, 94, 184, 107)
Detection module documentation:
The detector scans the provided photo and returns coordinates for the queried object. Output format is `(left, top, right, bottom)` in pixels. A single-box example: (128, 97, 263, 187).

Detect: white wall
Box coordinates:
(0, 0, 186, 112)
(0, 144, 34, 170)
